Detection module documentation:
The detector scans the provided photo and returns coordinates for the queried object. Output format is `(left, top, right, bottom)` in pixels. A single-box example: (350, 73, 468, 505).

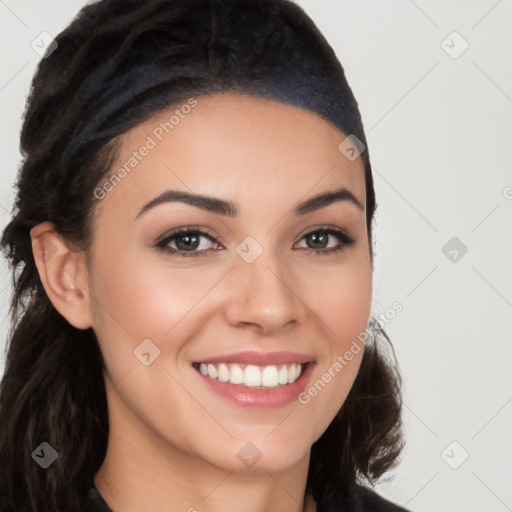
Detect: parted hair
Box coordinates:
(0, 1, 404, 510)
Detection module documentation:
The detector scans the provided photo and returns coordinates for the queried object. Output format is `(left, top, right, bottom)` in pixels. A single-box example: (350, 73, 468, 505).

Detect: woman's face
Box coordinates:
(87, 92, 372, 474)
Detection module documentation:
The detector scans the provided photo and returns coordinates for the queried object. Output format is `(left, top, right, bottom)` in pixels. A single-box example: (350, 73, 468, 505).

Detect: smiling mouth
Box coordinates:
(192, 362, 307, 389)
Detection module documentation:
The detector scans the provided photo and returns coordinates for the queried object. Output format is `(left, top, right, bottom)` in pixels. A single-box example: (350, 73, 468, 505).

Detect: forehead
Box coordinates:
(95, 92, 366, 221)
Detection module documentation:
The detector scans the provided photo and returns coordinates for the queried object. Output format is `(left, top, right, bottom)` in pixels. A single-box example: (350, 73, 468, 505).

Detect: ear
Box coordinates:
(30, 221, 93, 330)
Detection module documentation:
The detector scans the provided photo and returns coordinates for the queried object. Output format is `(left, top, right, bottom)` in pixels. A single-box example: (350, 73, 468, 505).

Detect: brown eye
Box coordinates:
(155, 228, 220, 257)
(296, 227, 356, 256)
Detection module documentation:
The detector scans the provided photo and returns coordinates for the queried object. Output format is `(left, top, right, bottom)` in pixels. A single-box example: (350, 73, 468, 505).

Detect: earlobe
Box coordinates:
(30, 221, 93, 330)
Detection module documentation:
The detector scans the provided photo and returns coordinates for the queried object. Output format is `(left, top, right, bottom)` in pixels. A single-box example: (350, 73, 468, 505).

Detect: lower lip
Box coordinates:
(194, 363, 315, 409)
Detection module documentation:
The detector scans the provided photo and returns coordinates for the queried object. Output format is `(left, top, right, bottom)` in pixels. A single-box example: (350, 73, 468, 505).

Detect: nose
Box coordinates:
(223, 245, 305, 335)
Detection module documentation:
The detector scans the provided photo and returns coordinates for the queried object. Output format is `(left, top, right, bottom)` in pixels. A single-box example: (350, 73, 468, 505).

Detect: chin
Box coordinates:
(203, 435, 312, 475)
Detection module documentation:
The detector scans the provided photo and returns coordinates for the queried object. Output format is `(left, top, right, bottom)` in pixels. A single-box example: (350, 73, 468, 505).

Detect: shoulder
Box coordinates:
(350, 483, 410, 512)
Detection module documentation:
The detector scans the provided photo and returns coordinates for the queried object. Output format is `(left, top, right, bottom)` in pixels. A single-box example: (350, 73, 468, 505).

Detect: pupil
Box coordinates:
(309, 232, 327, 249)
(177, 234, 199, 250)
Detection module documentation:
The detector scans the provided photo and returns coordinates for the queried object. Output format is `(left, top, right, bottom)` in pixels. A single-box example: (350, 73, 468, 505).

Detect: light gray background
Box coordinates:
(1, 1, 511, 511)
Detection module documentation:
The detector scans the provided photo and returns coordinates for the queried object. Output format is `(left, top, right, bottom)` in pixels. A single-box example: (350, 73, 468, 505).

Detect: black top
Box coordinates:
(86, 483, 410, 512)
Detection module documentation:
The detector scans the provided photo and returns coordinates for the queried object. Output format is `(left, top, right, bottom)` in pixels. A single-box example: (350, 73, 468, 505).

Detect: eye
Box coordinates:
(153, 225, 356, 258)
(295, 227, 356, 256)
(154, 226, 219, 257)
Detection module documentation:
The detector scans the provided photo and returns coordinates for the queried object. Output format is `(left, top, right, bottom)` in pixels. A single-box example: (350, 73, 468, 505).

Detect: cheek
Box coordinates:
(89, 247, 226, 351)
(297, 254, 372, 416)
(327, 270, 372, 349)
(304, 254, 373, 346)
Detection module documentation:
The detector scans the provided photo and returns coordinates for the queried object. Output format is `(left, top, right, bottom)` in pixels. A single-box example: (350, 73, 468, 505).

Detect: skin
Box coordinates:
(31, 92, 372, 512)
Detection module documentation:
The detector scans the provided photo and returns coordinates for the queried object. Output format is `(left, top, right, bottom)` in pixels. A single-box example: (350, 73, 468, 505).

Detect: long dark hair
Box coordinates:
(0, 1, 404, 510)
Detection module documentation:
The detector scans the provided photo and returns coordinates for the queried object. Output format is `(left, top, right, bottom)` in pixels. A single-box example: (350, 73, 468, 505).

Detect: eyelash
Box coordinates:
(153, 225, 356, 258)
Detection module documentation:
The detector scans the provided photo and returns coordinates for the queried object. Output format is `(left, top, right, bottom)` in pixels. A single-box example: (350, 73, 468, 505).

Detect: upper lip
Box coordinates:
(195, 351, 315, 366)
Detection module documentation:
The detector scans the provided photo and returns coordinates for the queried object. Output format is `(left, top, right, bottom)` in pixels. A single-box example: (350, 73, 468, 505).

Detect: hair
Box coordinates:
(0, 0, 404, 510)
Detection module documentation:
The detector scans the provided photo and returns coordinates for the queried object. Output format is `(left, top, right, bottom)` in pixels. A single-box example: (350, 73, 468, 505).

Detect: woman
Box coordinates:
(0, 1, 408, 511)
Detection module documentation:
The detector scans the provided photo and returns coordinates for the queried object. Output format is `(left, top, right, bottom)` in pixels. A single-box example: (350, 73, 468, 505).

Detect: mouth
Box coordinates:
(191, 351, 315, 409)
(192, 361, 307, 389)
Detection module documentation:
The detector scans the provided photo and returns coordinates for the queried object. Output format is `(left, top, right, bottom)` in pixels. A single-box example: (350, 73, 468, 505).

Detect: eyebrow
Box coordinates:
(135, 185, 364, 220)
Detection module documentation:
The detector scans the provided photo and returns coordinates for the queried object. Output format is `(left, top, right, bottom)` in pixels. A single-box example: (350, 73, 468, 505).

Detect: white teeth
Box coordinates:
(289, 363, 301, 384)
(278, 365, 288, 385)
(288, 363, 296, 383)
(207, 364, 218, 379)
(197, 362, 304, 388)
(261, 365, 279, 387)
(217, 363, 230, 382)
(229, 364, 244, 384)
(244, 365, 261, 387)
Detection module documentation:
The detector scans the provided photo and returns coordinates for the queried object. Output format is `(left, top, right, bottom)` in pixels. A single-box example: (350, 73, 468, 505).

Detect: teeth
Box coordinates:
(197, 362, 304, 388)
(217, 363, 230, 382)
(262, 365, 279, 387)
(278, 365, 288, 385)
(207, 363, 218, 379)
(229, 364, 244, 384)
(244, 365, 261, 387)
(289, 363, 297, 382)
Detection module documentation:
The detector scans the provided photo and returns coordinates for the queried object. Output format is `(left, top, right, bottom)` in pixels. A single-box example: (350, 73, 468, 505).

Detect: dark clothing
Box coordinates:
(86, 487, 111, 512)
(86, 482, 410, 512)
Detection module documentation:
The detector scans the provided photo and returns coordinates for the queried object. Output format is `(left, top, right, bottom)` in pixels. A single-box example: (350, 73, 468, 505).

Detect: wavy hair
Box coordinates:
(0, 1, 404, 510)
